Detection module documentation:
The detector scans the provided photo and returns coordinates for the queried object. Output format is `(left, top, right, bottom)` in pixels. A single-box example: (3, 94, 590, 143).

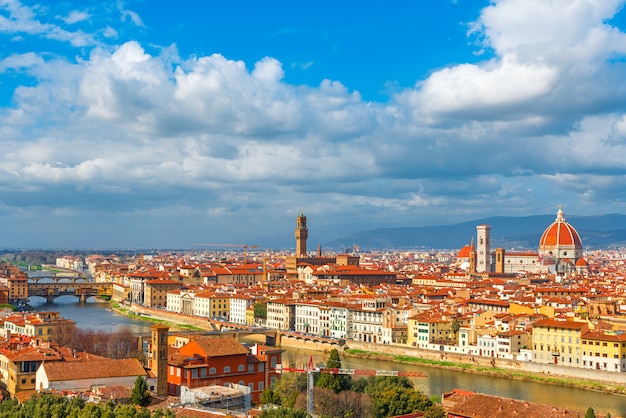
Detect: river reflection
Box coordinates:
(28, 296, 152, 335)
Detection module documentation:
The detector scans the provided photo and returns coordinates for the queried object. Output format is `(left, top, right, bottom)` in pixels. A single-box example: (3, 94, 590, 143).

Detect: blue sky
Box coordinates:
(1, 0, 626, 249)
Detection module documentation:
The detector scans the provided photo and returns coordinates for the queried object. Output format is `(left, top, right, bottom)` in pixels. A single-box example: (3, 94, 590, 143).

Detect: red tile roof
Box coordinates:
(42, 358, 146, 381)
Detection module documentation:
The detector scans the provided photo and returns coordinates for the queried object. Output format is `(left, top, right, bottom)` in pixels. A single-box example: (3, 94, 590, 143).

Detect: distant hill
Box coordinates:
(325, 214, 626, 251)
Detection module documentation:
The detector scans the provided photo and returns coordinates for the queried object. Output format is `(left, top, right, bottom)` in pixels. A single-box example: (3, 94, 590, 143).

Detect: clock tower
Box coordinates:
(295, 211, 308, 257)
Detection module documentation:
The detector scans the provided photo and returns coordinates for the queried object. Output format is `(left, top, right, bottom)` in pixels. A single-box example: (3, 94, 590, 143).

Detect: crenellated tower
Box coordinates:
(295, 211, 308, 257)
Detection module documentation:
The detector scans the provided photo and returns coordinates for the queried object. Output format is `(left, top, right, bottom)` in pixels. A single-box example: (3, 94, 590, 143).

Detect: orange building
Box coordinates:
(161, 336, 282, 402)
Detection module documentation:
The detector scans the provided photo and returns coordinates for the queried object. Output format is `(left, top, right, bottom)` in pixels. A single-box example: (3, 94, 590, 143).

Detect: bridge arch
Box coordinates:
(27, 282, 113, 304)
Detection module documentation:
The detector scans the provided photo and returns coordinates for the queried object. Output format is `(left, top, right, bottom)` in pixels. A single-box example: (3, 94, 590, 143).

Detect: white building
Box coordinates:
(36, 358, 150, 392)
(328, 304, 349, 339)
(266, 300, 295, 331)
(477, 334, 497, 358)
(349, 299, 386, 343)
(230, 296, 255, 325)
(295, 302, 321, 335)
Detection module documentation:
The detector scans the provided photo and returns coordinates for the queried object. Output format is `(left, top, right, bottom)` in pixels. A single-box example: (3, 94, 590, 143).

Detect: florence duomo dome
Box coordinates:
(538, 205, 583, 273)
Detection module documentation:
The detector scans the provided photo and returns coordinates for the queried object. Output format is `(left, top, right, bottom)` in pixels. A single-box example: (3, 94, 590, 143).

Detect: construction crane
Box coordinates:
(193, 243, 258, 265)
(277, 356, 427, 415)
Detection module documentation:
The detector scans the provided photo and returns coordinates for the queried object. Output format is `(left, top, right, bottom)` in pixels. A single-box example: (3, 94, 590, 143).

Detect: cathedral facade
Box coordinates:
(458, 206, 585, 275)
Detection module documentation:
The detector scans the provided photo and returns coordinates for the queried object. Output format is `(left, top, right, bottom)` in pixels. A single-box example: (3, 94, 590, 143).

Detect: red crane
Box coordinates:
(277, 357, 427, 415)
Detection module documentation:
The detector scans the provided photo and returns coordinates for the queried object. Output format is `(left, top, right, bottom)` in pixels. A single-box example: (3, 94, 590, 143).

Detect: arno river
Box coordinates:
(29, 296, 626, 417)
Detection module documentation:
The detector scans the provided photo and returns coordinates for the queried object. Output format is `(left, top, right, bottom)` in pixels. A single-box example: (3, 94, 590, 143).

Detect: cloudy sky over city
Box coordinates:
(1, 0, 626, 249)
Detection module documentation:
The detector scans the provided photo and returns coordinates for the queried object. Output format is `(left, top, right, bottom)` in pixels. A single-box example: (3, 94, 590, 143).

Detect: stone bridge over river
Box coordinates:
(27, 281, 112, 303)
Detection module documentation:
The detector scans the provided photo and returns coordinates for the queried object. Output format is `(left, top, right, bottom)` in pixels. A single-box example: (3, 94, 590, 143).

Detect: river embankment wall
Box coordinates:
(125, 303, 625, 385)
(342, 340, 626, 385)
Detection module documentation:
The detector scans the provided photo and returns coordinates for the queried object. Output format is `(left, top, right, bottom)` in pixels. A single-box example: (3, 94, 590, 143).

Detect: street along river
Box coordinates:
(29, 296, 626, 417)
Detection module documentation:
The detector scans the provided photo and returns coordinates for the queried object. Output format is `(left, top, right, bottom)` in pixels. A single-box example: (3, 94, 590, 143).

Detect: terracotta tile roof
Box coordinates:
(532, 318, 588, 330)
(180, 337, 250, 358)
(7, 346, 62, 362)
(42, 358, 146, 381)
(443, 390, 581, 417)
(173, 407, 227, 417)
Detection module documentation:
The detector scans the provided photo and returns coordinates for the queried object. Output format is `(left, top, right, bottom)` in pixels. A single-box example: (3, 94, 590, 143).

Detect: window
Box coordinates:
(209, 367, 216, 375)
(258, 382, 264, 391)
(224, 366, 231, 373)
(238, 364, 245, 372)
(258, 363, 264, 372)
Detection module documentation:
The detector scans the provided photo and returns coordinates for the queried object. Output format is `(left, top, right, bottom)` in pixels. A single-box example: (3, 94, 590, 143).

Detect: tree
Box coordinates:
(450, 318, 460, 342)
(254, 303, 267, 319)
(363, 376, 433, 418)
(423, 404, 447, 418)
(259, 407, 310, 418)
(130, 376, 152, 407)
(271, 371, 308, 408)
(584, 407, 596, 418)
(316, 349, 351, 393)
(294, 388, 373, 418)
(260, 388, 282, 405)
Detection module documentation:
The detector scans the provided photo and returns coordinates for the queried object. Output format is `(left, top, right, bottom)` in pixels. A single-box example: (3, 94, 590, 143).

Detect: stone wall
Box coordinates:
(343, 340, 625, 384)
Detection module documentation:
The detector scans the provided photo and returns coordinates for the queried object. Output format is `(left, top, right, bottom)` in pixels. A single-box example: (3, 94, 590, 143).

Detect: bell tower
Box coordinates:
(295, 211, 308, 257)
(476, 224, 491, 273)
(151, 324, 169, 397)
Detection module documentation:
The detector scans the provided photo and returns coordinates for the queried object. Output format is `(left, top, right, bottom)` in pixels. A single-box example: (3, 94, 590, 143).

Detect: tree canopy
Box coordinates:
(0, 393, 174, 418)
(316, 349, 351, 393)
(130, 376, 152, 407)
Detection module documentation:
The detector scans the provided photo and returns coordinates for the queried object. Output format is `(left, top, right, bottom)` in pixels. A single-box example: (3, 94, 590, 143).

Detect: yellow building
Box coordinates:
(193, 292, 231, 319)
(2, 312, 75, 339)
(509, 302, 554, 318)
(246, 307, 255, 326)
(532, 318, 587, 366)
(581, 331, 626, 372)
(144, 279, 182, 309)
(408, 313, 454, 348)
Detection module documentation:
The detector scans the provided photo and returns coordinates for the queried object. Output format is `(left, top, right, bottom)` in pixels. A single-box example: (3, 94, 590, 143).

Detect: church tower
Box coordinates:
(295, 211, 308, 257)
(476, 224, 491, 273)
(151, 324, 169, 397)
(469, 238, 476, 275)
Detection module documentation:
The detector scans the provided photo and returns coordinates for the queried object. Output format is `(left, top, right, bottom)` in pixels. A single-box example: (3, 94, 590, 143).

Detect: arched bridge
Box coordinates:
(28, 282, 113, 303)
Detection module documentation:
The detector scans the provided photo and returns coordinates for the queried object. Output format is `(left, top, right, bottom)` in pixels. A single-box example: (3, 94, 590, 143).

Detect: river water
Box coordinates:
(29, 296, 626, 417)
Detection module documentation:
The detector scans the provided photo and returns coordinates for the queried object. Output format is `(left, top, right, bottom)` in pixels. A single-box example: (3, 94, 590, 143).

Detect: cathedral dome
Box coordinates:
(538, 206, 583, 272)
(457, 245, 471, 258)
(539, 206, 582, 249)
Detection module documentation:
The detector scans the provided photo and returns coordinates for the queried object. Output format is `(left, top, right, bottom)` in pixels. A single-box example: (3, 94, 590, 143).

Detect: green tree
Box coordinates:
(272, 371, 308, 408)
(423, 403, 447, 418)
(254, 303, 267, 319)
(259, 406, 311, 418)
(130, 376, 152, 407)
(363, 376, 433, 418)
(450, 318, 460, 342)
(260, 388, 282, 405)
(350, 378, 369, 393)
(316, 349, 351, 393)
(584, 407, 596, 418)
